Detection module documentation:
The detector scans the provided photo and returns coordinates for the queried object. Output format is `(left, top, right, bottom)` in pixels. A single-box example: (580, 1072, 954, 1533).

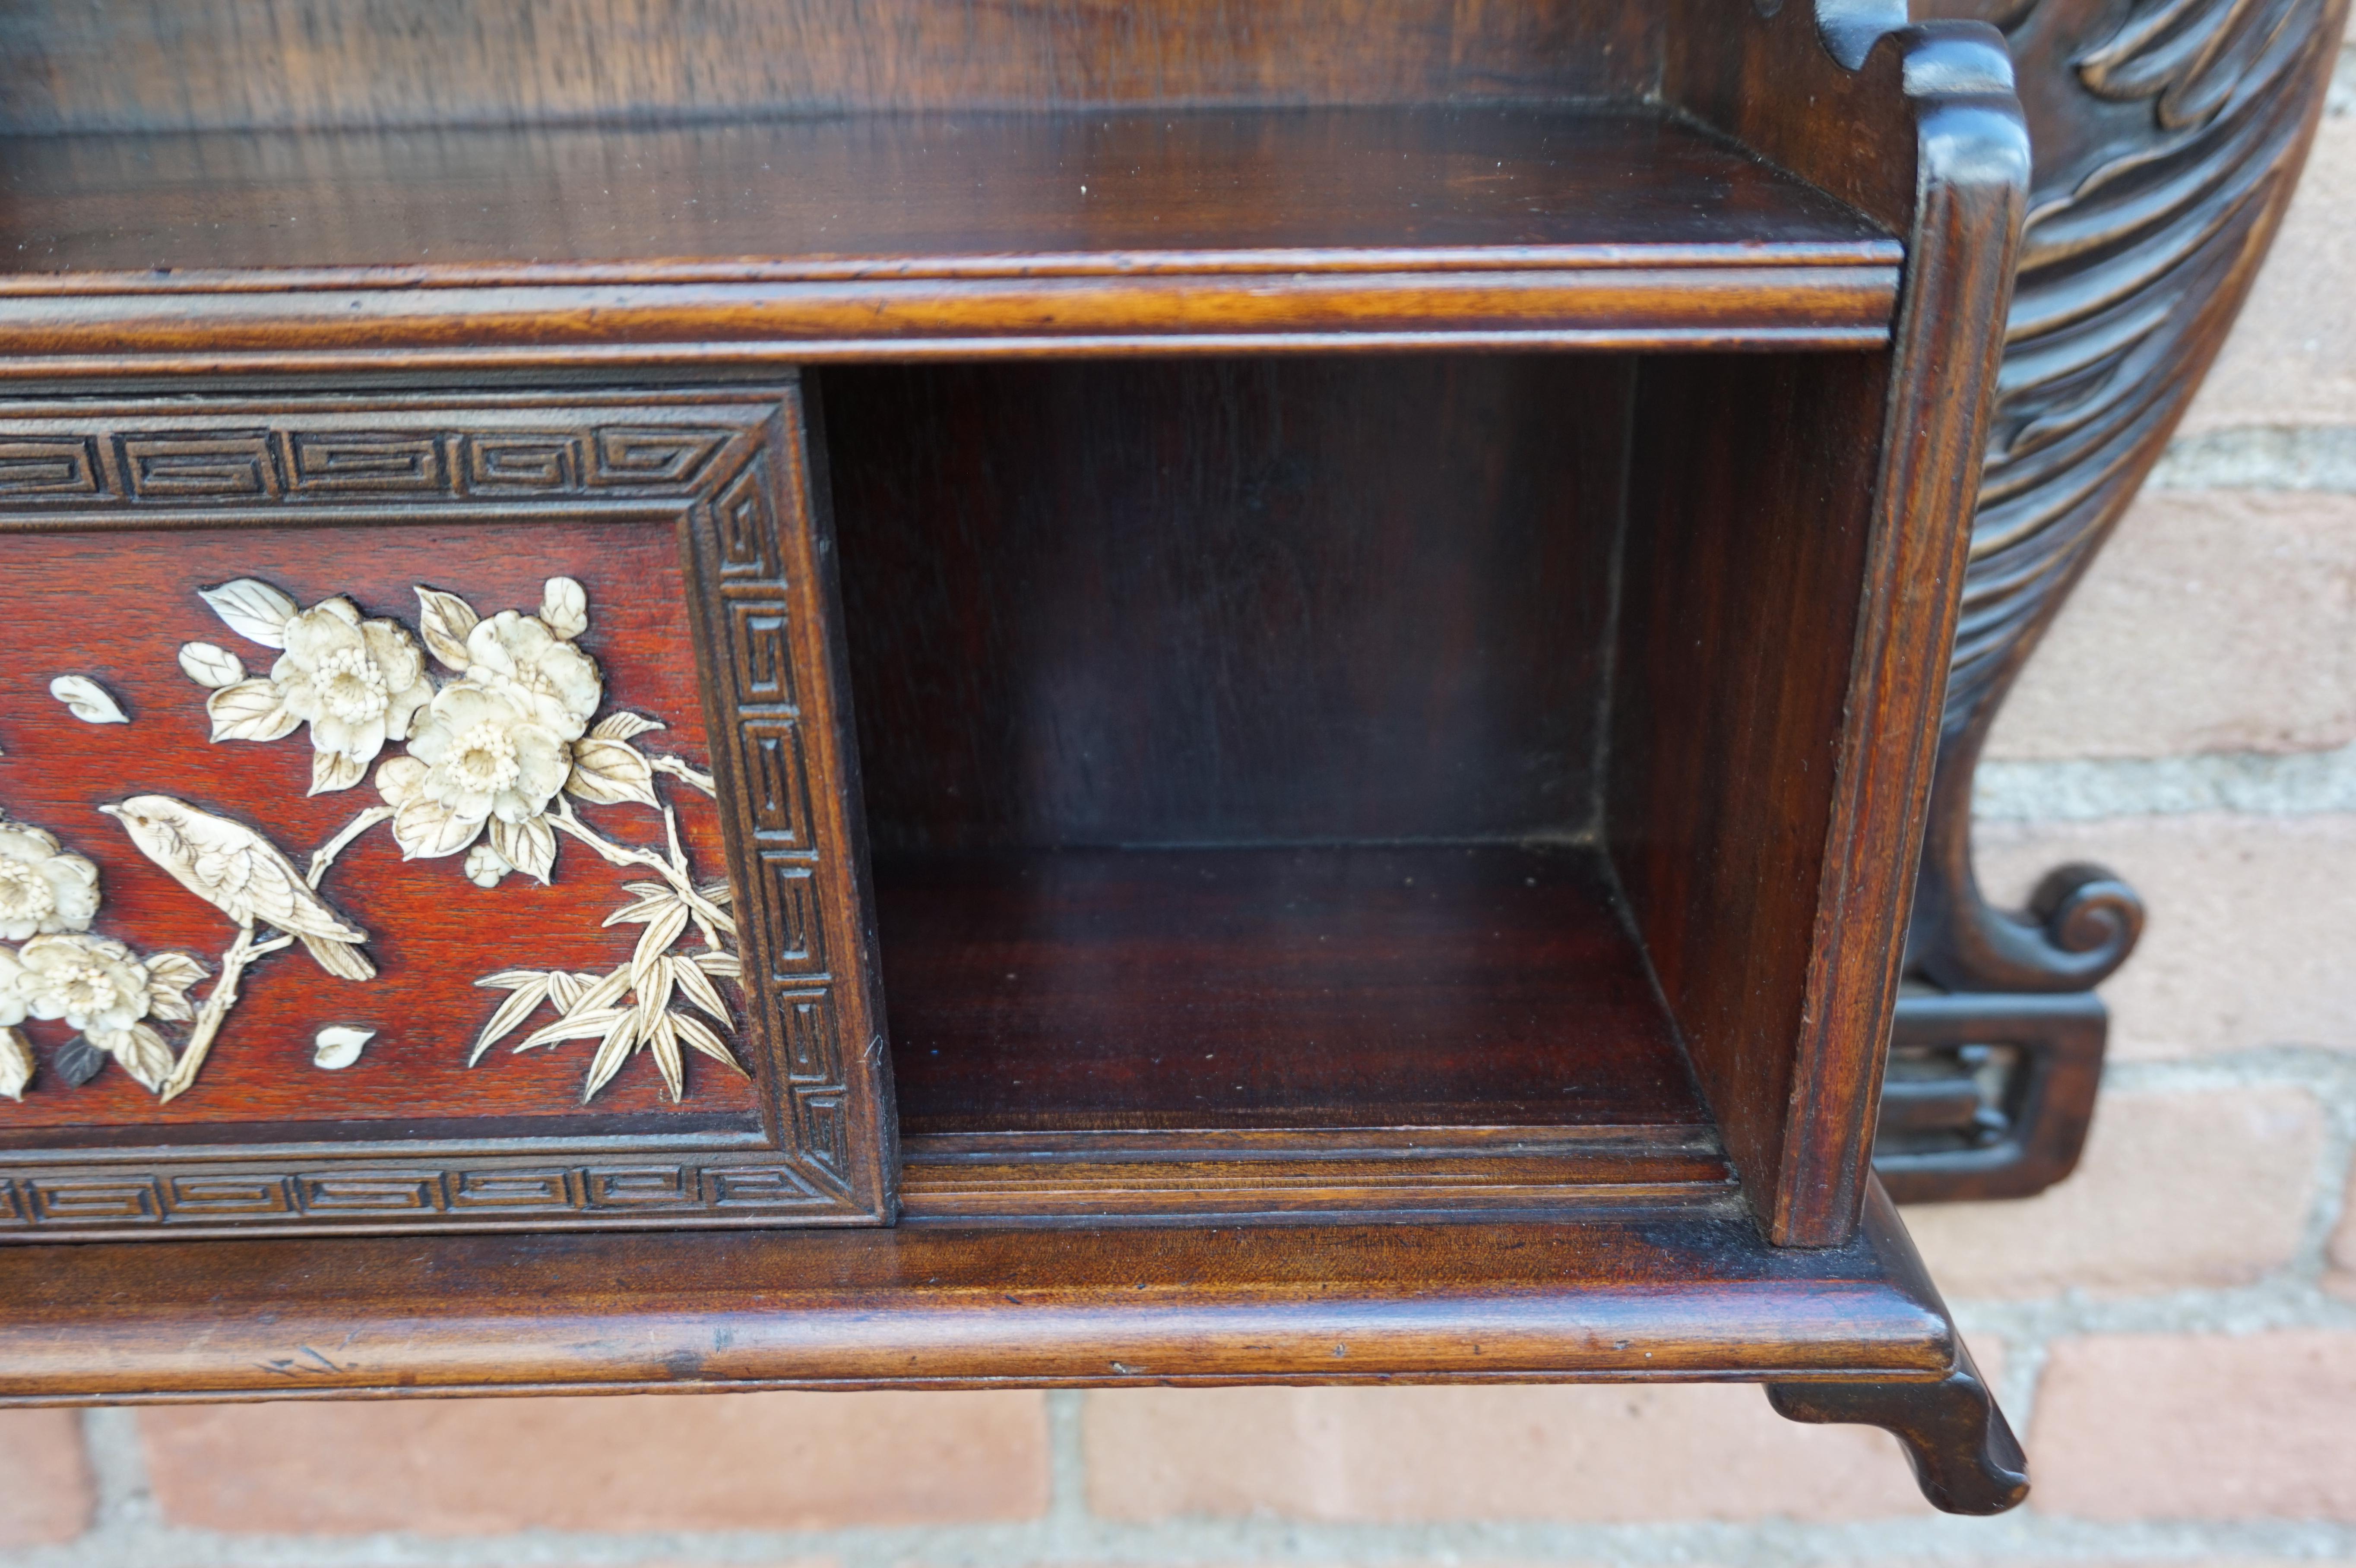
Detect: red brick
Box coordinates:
(1083, 1379, 1973, 1523)
(1903, 1085, 2323, 1298)
(2033, 1331, 2356, 1519)
(140, 1390, 1048, 1534)
(2183, 114, 2356, 431)
(0, 1408, 94, 1545)
(1985, 491, 2356, 760)
(1977, 814, 2356, 1058)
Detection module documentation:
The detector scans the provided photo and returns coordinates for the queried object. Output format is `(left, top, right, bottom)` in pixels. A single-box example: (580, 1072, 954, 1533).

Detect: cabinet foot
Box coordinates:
(1766, 1353, 2028, 1515)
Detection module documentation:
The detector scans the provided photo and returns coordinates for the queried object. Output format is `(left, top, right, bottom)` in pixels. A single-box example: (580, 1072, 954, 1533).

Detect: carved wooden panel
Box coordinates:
(0, 385, 893, 1236)
(1905, 0, 2348, 992)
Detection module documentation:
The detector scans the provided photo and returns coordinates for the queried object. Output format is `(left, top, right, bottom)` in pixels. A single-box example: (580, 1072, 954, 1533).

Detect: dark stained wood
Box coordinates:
(1899, 0, 2347, 996)
(0, 0, 2072, 1514)
(1875, 990, 2106, 1203)
(0, 111, 1898, 280)
(1609, 349, 1887, 1249)
(826, 355, 1630, 852)
(1769, 1308, 2026, 1514)
(880, 846, 1707, 1134)
(0, 0, 1661, 133)
(1615, 29, 2027, 1247)
(1868, 0, 2348, 1201)
(0, 1180, 1965, 1402)
(898, 1124, 1735, 1220)
(0, 386, 897, 1235)
(0, 109, 1901, 364)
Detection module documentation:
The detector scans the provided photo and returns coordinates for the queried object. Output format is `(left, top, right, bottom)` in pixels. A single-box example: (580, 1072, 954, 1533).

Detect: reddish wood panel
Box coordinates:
(880, 845, 1707, 1135)
(0, 520, 757, 1133)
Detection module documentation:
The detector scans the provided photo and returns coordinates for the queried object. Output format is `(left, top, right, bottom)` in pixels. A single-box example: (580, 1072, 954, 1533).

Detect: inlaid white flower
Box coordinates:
(12, 932, 152, 1035)
(463, 609, 604, 742)
(0, 946, 28, 1028)
(0, 820, 101, 942)
(192, 582, 436, 795)
(378, 684, 570, 868)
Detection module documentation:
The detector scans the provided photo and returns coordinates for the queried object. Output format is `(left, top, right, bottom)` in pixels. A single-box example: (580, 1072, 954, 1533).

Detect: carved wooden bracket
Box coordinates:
(1883, 0, 2350, 1196)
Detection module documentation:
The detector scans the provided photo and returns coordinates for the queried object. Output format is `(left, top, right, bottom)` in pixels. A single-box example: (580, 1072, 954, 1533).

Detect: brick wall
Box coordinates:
(6, 47, 2355, 1568)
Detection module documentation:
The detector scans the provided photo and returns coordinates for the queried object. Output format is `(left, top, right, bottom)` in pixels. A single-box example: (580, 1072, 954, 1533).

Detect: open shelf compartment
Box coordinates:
(818, 345, 1913, 1236)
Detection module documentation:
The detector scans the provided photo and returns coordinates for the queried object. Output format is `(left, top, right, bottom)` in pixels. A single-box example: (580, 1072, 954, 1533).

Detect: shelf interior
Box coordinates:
(881, 844, 1709, 1138)
(0, 105, 1894, 285)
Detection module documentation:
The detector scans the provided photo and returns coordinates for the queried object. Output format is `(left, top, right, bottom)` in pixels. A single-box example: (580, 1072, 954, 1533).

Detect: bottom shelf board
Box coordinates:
(877, 843, 1707, 1135)
(0, 1186, 1957, 1404)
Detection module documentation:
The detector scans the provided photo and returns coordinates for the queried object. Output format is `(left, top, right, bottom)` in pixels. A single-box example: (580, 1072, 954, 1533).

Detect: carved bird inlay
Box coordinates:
(99, 795, 376, 980)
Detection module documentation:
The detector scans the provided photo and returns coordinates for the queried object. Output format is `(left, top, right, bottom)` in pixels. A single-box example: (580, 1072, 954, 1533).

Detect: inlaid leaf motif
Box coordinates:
(470, 971, 552, 1064)
(312, 1026, 375, 1069)
(590, 712, 665, 742)
(96, 1023, 174, 1093)
(177, 642, 247, 689)
(413, 586, 481, 672)
(567, 737, 659, 808)
(668, 954, 731, 1023)
(540, 577, 589, 641)
(199, 579, 299, 648)
(669, 1011, 745, 1074)
(206, 679, 299, 743)
(630, 904, 691, 988)
(311, 750, 366, 796)
(391, 796, 482, 860)
(0, 1029, 32, 1101)
(566, 966, 633, 1019)
(516, 1007, 629, 1054)
(646, 1011, 684, 1100)
(52, 1036, 104, 1088)
(489, 814, 557, 884)
(49, 676, 128, 725)
(582, 1009, 641, 1101)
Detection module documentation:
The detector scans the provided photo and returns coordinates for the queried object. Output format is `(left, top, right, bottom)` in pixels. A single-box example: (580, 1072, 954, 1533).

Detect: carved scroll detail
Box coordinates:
(1906, 0, 2346, 991)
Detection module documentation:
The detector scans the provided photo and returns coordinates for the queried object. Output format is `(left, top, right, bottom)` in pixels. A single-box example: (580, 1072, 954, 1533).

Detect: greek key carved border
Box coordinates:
(0, 384, 890, 1236)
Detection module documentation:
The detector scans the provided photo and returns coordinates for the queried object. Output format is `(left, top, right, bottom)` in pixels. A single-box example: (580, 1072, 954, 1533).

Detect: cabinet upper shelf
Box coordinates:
(0, 107, 1902, 363)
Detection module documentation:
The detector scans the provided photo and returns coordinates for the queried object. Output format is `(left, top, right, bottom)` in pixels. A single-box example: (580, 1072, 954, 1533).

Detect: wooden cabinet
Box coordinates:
(0, 0, 2047, 1515)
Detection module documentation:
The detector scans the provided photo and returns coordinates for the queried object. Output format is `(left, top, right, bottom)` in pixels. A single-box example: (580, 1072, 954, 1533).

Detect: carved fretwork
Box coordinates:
(1904, 0, 2349, 993)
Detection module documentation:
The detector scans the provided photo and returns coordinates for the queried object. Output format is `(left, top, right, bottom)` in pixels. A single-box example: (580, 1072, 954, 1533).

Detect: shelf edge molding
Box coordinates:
(0, 266, 1900, 366)
(0, 1181, 1946, 1367)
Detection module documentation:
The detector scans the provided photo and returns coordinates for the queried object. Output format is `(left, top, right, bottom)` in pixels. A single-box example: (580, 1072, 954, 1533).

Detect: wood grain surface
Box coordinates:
(0, 108, 1899, 362)
(0, 0, 1661, 133)
(881, 845, 1704, 1135)
(825, 355, 1629, 852)
(0, 1183, 1962, 1402)
(0, 110, 1897, 281)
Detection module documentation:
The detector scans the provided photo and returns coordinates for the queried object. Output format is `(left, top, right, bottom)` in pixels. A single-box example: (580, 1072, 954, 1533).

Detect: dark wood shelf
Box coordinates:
(0, 107, 1901, 362)
(0, 1186, 1959, 1404)
(878, 845, 1727, 1220)
(882, 844, 1705, 1134)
